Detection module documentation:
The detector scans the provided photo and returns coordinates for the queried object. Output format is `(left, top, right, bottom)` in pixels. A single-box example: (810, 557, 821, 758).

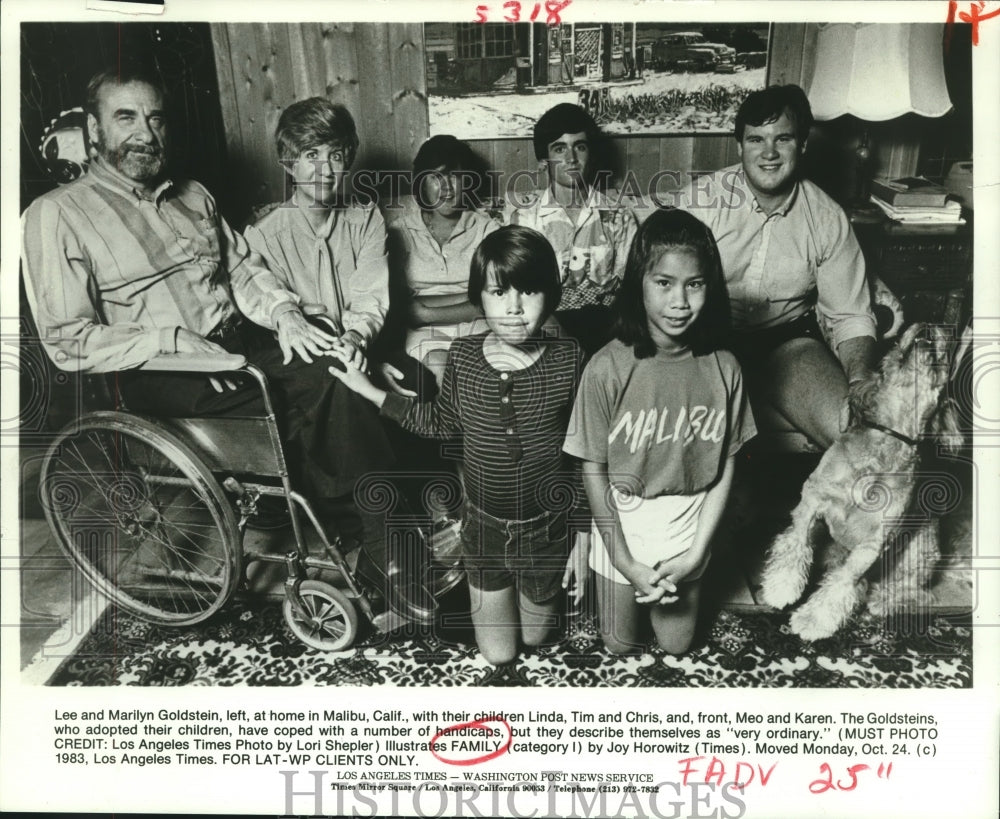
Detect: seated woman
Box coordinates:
(383, 134, 499, 388)
(243, 96, 434, 622)
(506, 103, 638, 357)
(244, 97, 388, 354)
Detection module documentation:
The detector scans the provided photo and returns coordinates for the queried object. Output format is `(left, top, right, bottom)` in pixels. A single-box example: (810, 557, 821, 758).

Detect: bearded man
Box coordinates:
(21, 64, 435, 622)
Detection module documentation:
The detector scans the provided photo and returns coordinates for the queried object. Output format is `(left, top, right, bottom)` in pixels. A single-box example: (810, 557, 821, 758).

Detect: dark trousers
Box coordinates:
(117, 323, 398, 561)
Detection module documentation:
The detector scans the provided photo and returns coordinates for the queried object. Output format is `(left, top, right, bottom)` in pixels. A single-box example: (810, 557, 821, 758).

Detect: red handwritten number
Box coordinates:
(836, 764, 869, 792)
(810, 762, 893, 794)
(479, 0, 569, 24)
(809, 763, 835, 794)
(545, 0, 571, 25)
(948, 0, 1000, 45)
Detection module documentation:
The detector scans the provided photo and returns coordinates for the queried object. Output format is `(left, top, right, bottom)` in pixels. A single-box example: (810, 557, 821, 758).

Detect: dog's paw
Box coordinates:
(758, 574, 802, 609)
(789, 603, 840, 642)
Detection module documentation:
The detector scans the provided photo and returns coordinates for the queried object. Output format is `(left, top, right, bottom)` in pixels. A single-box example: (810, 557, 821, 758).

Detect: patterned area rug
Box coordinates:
(46, 592, 971, 687)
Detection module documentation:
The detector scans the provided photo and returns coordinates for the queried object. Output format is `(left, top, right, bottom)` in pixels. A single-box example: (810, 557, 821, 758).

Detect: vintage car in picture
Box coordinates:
(649, 31, 738, 73)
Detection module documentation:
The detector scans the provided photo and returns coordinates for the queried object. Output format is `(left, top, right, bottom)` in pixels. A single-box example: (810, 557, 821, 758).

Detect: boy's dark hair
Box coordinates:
(85, 62, 166, 117)
(613, 208, 730, 359)
(275, 97, 359, 166)
(468, 225, 562, 316)
(734, 84, 813, 143)
(532, 103, 600, 162)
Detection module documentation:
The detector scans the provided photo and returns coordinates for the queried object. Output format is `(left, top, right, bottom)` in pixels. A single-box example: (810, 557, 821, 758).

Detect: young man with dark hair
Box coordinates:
(507, 103, 638, 357)
(680, 84, 876, 449)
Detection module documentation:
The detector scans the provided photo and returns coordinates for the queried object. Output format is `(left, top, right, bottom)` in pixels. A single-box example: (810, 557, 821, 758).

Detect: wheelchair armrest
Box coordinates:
(301, 303, 328, 317)
(140, 352, 248, 372)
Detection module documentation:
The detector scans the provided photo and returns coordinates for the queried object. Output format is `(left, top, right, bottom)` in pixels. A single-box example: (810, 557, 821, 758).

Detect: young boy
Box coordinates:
(244, 97, 433, 623)
(505, 103, 638, 356)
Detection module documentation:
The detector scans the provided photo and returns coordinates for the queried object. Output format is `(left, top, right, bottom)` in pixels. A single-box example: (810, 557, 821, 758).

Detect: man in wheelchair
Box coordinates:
(21, 62, 436, 624)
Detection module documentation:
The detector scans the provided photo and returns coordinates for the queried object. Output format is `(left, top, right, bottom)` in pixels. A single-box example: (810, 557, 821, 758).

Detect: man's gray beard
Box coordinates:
(97, 140, 165, 183)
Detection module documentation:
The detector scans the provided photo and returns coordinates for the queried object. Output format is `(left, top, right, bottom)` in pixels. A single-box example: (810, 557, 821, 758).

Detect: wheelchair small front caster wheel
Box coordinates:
(284, 579, 358, 651)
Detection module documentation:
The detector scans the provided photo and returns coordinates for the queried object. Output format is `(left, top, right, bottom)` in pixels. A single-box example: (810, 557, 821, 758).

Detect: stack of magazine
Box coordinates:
(870, 176, 966, 232)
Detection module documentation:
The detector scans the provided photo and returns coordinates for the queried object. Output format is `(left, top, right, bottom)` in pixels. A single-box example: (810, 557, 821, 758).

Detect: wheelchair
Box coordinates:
(38, 350, 463, 652)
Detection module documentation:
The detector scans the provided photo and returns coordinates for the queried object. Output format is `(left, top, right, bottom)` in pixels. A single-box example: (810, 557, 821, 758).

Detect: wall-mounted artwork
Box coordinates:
(426, 22, 771, 138)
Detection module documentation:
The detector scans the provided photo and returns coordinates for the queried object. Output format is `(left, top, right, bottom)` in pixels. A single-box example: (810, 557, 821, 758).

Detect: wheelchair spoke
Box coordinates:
(42, 414, 241, 625)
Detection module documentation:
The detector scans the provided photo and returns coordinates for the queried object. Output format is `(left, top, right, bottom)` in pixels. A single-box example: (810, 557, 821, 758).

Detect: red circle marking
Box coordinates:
(429, 718, 513, 766)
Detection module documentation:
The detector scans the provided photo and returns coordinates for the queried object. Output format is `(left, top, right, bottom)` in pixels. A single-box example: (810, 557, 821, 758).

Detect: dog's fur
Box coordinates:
(759, 323, 964, 641)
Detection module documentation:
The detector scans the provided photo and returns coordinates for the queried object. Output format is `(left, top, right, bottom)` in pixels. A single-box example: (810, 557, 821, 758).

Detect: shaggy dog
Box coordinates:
(759, 323, 964, 641)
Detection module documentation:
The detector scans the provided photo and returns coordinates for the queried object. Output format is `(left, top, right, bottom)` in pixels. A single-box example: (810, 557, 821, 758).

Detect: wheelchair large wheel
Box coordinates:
(40, 411, 242, 626)
(284, 580, 358, 651)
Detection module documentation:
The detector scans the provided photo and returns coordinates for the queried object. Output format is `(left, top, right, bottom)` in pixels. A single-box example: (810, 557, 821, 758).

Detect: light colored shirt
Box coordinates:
(384, 196, 498, 297)
(564, 339, 756, 498)
(21, 159, 299, 373)
(679, 165, 876, 349)
(506, 188, 638, 311)
(244, 200, 389, 343)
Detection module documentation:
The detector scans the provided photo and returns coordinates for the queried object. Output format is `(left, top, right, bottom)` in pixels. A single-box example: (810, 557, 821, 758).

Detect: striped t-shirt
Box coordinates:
(381, 332, 586, 521)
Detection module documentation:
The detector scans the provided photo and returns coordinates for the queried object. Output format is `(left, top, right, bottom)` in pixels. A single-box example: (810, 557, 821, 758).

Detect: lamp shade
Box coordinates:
(808, 23, 953, 121)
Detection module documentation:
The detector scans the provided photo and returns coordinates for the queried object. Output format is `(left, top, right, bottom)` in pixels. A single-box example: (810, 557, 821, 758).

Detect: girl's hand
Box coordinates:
(650, 549, 704, 589)
(623, 559, 677, 606)
(562, 533, 591, 606)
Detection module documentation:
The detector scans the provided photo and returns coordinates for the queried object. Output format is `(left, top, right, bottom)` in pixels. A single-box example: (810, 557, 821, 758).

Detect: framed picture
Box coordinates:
(426, 22, 772, 138)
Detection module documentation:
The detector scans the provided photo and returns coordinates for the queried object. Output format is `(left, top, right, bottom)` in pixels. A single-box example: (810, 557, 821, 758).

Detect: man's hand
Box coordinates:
(378, 362, 418, 397)
(175, 327, 228, 356)
(276, 310, 337, 364)
(173, 329, 239, 392)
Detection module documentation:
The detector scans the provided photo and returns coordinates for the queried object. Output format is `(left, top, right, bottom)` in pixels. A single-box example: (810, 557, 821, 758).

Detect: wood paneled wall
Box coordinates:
(210, 22, 427, 222)
(208, 22, 916, 222)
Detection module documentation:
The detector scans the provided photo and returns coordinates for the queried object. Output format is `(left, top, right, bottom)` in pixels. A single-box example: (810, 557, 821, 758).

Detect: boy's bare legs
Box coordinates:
(469, 584, 519, 665)
(519, 593, 560, 648)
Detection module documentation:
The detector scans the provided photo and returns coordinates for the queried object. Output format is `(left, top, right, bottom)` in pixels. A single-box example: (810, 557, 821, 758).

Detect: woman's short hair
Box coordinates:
(734, 84, 813, 144)
(468, 225, 562, 316)
(613, 208, 730, 358)
(275, 97, 359, 166)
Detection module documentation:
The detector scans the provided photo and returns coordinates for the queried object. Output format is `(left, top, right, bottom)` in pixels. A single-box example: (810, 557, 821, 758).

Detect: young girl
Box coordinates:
(329, 226, 588, 665)
(563, 209, 756, 654)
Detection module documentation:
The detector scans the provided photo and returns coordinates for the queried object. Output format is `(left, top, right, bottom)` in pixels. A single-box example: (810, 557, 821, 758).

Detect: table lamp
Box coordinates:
(807, 23, 953, 209)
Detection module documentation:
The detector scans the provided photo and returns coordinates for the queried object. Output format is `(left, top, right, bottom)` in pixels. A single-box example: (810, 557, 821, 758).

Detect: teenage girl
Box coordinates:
(329, 225, 588, 665)
(563, 209, 756, 654)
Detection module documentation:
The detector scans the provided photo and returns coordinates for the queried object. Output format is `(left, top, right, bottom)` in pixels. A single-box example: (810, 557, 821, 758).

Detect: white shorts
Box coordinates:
(405, 319, 490, 361)
(590, 489, 708, 585)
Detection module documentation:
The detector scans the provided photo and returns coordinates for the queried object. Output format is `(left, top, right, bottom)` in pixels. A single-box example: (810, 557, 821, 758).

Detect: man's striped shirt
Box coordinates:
(21, 159, 299, 372)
